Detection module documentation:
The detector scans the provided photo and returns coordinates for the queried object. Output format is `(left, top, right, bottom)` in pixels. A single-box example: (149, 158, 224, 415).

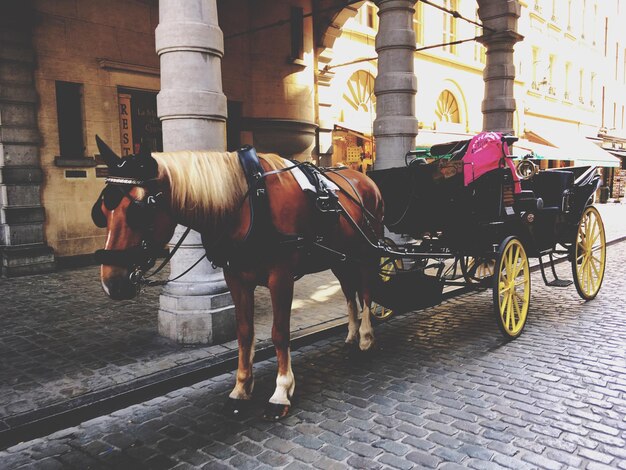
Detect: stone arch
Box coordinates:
(315, 1, 367, 51)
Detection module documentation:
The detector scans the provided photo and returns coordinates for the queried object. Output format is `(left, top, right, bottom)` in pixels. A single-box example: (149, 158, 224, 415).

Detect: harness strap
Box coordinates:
(204, 146, 274, 267)
(142, 226, 192, 281)
(95, 246, 149, 268)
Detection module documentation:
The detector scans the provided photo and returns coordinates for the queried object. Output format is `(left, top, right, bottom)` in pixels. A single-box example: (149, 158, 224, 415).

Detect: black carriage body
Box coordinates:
(369, 159, 599, 258)
(367, 133, 606, 338)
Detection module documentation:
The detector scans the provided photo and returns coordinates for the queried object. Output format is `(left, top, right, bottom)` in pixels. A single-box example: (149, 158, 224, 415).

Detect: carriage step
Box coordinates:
(546, 279, 573, 287)
(539, 252, 572, 288)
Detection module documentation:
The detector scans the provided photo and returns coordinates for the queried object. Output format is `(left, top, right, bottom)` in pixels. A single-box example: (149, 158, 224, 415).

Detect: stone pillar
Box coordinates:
(0, 1, 55, 276)
(156, 0, 235, 344)
(373, 0, 418, 170)
(477, 0, 523, 134)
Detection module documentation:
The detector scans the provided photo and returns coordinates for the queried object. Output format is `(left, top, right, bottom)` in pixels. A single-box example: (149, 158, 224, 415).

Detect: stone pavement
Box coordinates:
(1, 232, 625, 469)
(0, 203, 625, 445)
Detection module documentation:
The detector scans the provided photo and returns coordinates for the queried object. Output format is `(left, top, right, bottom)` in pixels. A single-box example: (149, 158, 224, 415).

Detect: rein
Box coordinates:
(134, 226, 193, 286)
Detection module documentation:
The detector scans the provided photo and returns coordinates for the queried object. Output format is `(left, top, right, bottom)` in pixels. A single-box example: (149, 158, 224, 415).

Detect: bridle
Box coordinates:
(92, 176, 168, 281)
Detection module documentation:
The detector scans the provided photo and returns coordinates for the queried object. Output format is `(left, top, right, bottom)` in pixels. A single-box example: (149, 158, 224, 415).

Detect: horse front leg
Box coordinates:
(264, 269, 295, 420)
(224, 272, 256, 416)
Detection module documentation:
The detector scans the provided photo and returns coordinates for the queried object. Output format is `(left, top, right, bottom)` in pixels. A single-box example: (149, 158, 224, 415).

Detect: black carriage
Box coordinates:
(368, 132, 607, 339)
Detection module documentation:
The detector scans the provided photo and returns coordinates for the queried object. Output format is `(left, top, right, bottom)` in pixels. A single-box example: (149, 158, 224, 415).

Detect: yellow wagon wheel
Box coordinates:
(572, 206, 606, 300)
(492, 237, 531, 339)
(371, 239, 404, 323)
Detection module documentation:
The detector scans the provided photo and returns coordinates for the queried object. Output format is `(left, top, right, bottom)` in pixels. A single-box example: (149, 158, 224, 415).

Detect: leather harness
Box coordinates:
(203, 146, 342, 270)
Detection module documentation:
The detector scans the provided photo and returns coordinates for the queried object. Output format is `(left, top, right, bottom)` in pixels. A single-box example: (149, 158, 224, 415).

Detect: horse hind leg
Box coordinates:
(265, 268, 296, 421)
(358, 267, 376, 352)
(224, 272, 256, 416)
(333, 267, 360, 347)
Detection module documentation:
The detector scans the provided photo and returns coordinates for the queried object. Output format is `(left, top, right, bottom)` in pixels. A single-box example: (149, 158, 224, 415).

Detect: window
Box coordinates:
(581, 0, 587, 39)
(567, 0, 573, 31)
(359, 3, 378, 29)
(117, 88, 162, 156)
(592, 3, 598, 45)
(564, 62, 572, 100)
(55, 81, 84, 158)
(548, 54, 556, 94)
(579, 69, 585, 103)
(590, 73, 596, 106)
(616, 43, 620, 81)
(532, 47, 541, 89)
(343, 70, 376, 114)
(474, 9, 485, 63)
(436, 90, 460, 123)
(442, 0, 458, 54)
(365, 4, 377, 29)
(413, 1, 423, 45)
(604, 17, 609, 56)
(290, 7, 304, 61)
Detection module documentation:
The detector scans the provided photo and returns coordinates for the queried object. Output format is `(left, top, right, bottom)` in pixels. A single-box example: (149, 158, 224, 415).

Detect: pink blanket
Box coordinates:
(462, 132, 521, 193)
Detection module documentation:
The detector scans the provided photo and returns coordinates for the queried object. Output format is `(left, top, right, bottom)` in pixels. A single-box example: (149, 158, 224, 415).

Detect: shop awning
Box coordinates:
(513, 130, 620, 168)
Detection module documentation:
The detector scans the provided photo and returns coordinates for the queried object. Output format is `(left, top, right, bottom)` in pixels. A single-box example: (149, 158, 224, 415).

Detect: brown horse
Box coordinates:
(92, 137, 384, 419)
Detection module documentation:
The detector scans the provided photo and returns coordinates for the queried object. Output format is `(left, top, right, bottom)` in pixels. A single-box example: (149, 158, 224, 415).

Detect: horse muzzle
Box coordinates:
(101, 269, 139, 300)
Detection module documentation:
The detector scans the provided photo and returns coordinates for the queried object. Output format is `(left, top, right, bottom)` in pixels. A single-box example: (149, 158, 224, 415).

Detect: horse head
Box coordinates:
(92, 136, 176, 299)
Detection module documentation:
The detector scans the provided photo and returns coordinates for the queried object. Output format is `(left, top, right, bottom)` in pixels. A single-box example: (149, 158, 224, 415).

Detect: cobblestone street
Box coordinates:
(1, 238, 625, 469)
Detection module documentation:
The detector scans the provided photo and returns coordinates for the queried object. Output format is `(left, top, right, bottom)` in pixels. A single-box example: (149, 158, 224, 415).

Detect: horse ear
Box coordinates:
(138, 137, 152, 159)
(95, 135, 119, 168)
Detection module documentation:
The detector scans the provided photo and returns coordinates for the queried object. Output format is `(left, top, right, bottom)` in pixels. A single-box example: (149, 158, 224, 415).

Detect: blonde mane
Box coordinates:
(152, 150, 289, 227)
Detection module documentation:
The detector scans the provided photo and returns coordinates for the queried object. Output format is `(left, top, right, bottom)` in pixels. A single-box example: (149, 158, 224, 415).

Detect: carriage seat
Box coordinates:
(429, 139, 470, 160)
(532, 170, 574, 210)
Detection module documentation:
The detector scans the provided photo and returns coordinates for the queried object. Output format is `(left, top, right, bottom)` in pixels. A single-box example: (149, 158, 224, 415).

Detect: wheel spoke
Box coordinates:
(513, 257, 526, 280)
(590, 258, 600, 279)
(511, 294, 521, 330)
(503, 294, 511, 326)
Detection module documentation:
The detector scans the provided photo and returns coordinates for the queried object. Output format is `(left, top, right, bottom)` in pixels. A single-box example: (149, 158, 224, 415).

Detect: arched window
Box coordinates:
(435, 90, 460, 123)
(343, 70, 376, 114)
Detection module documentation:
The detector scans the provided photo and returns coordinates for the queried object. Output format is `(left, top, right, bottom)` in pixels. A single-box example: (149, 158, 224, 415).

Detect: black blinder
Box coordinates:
(103, 186, 124, 210)
(91, 197, 107, 228)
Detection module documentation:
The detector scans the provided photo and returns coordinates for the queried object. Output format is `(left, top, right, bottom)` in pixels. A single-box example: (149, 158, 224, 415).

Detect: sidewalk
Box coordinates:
(1, 202, 625, 444)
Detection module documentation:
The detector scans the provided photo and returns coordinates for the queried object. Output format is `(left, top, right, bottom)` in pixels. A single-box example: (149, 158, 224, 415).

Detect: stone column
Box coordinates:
(477, 0, 523, 134)
(0, 1, 55, 276)
(373, 0, 418, 170)
(155, 0, 235, 344)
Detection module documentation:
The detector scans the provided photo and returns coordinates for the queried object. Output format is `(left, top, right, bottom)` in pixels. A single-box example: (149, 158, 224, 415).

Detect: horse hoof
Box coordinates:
(224, 398, 251, 417)
(359, 335, 375, 352)
(263, 402, 290, 421)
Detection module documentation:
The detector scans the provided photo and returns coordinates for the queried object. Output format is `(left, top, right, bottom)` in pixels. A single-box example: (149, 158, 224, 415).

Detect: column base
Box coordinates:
(1, 244, 55, 277)
(158, 290, 236, 344)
